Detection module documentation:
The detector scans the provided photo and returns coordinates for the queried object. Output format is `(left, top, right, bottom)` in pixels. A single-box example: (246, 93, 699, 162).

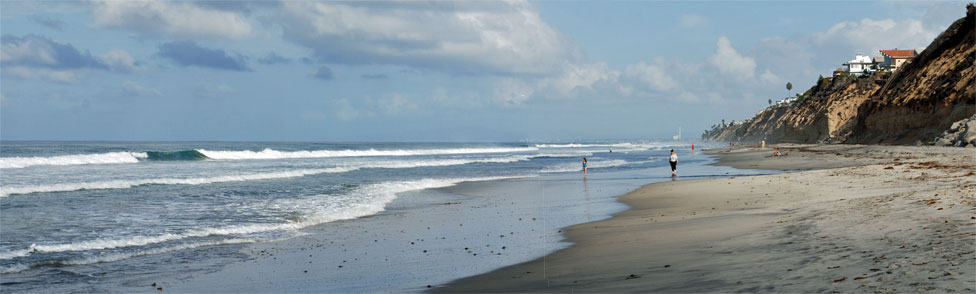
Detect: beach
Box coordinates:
(436, 145, 976, 292)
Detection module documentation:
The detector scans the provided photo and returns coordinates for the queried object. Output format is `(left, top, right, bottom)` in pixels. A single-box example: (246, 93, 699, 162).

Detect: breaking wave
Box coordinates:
(0, 156, 533, 197)
(0, 152, 148, 169)
(0, 175, 527, 273)
(195, 147, 537, 160)
(0, 147, 537, 169)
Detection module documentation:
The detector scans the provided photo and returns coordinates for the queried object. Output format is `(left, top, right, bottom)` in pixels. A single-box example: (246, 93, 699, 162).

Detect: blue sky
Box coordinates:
(0, 0, 967, 142)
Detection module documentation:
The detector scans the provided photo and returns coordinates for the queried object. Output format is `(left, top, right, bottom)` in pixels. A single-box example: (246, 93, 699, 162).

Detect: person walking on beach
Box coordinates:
(582, 157, 588, 175)
(669, 149, 678, 176)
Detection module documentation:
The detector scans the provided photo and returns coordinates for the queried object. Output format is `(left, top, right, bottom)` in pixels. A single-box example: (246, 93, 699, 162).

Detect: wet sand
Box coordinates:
(434, 145, 976, 292)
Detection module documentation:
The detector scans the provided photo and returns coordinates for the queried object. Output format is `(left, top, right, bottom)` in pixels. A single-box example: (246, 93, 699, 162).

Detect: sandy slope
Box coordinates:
(435, 145, 976, 292)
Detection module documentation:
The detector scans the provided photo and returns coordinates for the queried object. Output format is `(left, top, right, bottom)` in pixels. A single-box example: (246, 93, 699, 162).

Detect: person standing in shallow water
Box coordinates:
(669, 149, 678, 176)
(582, 157, 588, 175)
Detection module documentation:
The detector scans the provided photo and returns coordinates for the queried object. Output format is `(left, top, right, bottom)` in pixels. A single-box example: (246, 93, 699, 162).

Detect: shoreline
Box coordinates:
(164, 161, 698, 293)
(161, 148, 759, 293)
(434, 144, 976, 292)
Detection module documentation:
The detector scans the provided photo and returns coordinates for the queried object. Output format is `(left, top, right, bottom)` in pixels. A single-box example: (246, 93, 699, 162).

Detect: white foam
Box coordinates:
(0, 175, 530, 264)
(0, 248, 32, 260)
(197, 147, 537, 160)
(0, 147, 537, 169)
(296, 176, 525, 226)
(0, 167, 357, 197)
(0, 156, 531, 197)
(533, 151, 593, 158)
(0, 238, 254, 274)
(0, 152, 148, 169)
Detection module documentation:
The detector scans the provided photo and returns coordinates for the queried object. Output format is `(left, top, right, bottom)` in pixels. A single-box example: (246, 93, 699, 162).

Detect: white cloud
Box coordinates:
(679, 14, 709, 28)
(277, 0, 581, 76)
(813, 18, 938, 55)
(623, 61, 677, 91)
(99, 50, 139, 72)
(0, 35, 140, 84)
(708, 36, 756, 79)
(2, 66, 78, 83)
(92, 0, 252, 39)
(759, 69, 780, 84)
(536, 62, 622, 97)
(120, 81, 161, 98)
(0, 37, 57, 65)
(493, 78, 534, 106)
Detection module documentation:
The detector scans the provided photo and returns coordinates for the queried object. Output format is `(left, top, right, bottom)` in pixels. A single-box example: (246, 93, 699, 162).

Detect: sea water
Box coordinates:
(0, 141, 752, 292)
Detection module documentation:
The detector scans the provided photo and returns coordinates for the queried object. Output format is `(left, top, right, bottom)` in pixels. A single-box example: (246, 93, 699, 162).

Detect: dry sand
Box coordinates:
(434, 144, 976, 293)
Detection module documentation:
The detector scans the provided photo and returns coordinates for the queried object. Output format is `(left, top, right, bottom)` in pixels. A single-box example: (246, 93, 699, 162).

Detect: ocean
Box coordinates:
(0, 141, 761, 292)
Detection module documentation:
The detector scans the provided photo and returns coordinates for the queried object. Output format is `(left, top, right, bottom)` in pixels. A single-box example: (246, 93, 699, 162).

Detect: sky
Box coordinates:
(0, 0, 968, 142)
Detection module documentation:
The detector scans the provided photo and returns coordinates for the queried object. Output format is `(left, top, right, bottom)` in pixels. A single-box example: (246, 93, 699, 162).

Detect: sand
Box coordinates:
(435, 144, 976, 292)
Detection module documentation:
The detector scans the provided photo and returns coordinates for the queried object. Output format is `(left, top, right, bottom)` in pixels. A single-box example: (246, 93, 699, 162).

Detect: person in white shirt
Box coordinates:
(669, 149, 678, 176)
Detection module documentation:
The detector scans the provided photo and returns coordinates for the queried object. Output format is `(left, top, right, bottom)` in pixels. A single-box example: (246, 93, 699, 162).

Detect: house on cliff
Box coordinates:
(843, 54, 874, 76)
(879, 49, 918, 72)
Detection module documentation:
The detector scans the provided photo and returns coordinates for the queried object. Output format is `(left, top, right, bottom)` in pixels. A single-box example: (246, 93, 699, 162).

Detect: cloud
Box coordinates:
(157, 41, 250, 71)
(92, 0, 252, 40)
(1, 66, 78, 83)
(708, 37, 757, 79)
(812, 18, 938, 55)
(1, 34, 104, 69)
(622, 61, 677, 92)
(99, 50, 139, 72)
(313, 66, 334, 80)
(493, 78, 534, 106)
(257, 52, 292, 65)
(31, 15, 66, 31)
(276, 0, 582, 76)
(540, 62, 622, 96)
(679, 14, 709, 28)
(759, 69, 780, 84)
(0, 34, 140, 82)
(120, 81, 162, 97)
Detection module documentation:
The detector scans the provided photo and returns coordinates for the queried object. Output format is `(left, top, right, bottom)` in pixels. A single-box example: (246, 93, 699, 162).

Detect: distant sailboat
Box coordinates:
(672, 127, 681, 141)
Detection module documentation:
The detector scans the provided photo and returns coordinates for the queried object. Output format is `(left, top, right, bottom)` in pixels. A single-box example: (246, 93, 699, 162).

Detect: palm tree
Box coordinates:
(786, 82, 793, 97)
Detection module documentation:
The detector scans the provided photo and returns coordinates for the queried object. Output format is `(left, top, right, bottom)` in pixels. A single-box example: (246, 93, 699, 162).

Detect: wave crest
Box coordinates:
(0, 152, 147, 169)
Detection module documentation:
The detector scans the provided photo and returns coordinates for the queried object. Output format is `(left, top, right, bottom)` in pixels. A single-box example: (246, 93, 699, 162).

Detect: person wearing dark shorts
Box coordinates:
(669, 149, 678, 176)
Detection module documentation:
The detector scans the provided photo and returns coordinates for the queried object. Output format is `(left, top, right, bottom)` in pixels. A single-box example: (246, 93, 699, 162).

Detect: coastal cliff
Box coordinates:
(705, 4, 975, 146)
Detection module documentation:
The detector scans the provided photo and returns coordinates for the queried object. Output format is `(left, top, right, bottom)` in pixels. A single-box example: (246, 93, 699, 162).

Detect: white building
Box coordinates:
(843, 54, 874, 76)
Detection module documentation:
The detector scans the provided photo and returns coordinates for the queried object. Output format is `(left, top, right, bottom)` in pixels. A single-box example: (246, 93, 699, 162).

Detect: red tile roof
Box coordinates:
(880, 49, 917, 58)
